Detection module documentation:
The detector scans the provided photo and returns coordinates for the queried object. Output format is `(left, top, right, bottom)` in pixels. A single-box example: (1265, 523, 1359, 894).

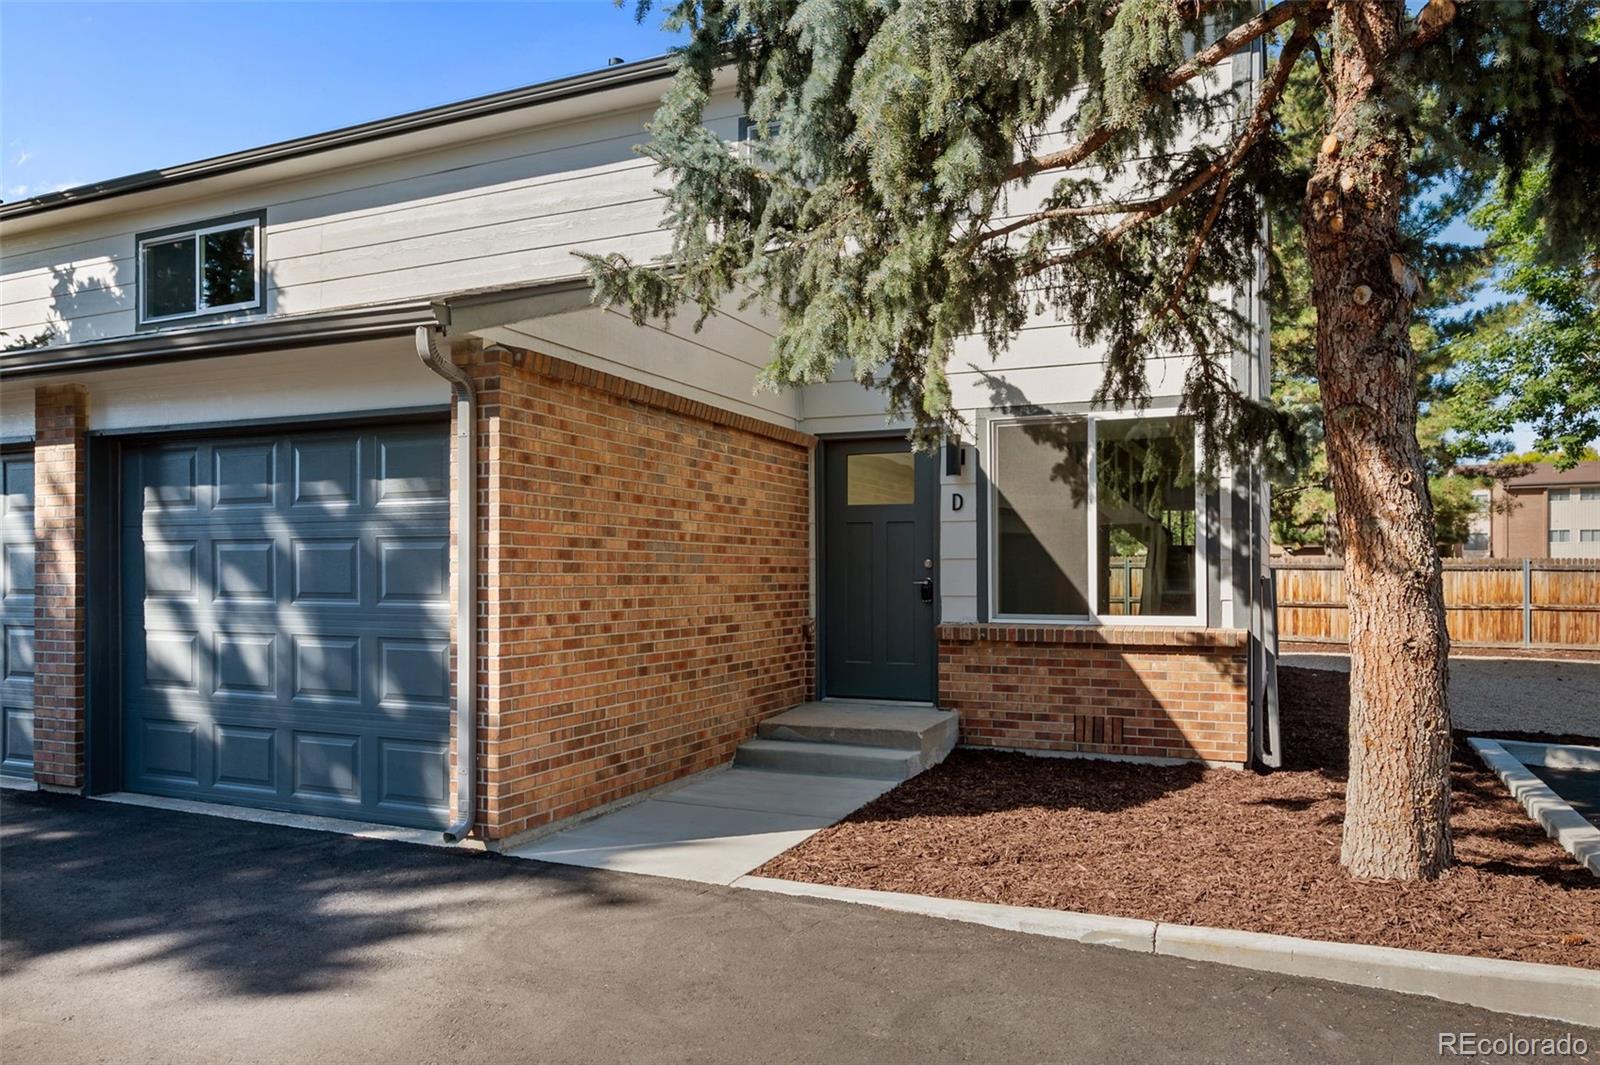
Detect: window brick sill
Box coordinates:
(938, 623, 1248, 650)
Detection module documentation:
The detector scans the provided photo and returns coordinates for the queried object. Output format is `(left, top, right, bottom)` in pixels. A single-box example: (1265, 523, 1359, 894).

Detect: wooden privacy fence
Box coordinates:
(1274, 559, 1600, 651)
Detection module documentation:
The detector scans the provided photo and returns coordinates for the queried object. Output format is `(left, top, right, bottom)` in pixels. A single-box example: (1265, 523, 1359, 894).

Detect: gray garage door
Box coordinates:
(121, 424, 453, 827)
(1, 451, 34, 779)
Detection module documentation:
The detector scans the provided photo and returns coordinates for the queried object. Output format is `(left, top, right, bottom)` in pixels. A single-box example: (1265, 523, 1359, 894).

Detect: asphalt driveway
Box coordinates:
(1, 791, 1593, 1065)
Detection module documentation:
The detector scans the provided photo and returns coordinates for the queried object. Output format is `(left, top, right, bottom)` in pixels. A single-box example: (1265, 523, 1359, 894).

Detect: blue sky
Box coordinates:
(0, 1, 684, 199)
(0, 1, 1532, 454)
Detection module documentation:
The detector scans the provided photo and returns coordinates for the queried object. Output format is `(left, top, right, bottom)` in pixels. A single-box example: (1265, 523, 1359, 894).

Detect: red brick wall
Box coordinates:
(939, 624, 1248, 764)
(31, 385, 89, 789)
(462, 344, 814, 840)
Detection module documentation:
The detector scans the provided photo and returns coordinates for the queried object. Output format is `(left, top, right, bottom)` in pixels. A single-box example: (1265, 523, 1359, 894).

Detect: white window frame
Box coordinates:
(138, 217, 262, 325)
(985, 409, 1208, 627)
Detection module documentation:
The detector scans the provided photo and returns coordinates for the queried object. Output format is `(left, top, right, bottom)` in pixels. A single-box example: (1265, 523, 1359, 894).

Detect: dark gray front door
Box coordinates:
(822, 439, 938, 701)
(120, 424, 452, 827)
(1, 450, 35, 778)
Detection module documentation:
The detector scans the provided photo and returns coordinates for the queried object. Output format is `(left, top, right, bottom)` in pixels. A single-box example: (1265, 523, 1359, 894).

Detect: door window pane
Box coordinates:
(203, 226, 257, 307)
(846, 452, 915, 505)
(994, 420, 1090, 616)
(143, 236, 197, 319)
(1096, 417, 1197, 616)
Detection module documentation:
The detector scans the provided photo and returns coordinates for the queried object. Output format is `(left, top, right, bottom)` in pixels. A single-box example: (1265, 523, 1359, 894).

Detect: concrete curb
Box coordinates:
(735, 876, 1157, 952)
(733, 876, 1600, 1027)
(1500, 740, 1600, 773)
(1470, 738, 1600, 876)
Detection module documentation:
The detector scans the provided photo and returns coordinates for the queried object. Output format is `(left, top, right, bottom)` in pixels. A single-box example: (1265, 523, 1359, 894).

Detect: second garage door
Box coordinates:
(121, 424, 453, 828)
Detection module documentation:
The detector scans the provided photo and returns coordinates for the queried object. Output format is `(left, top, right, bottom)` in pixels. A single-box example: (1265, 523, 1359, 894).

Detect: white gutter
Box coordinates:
(415, 324, 478, 843)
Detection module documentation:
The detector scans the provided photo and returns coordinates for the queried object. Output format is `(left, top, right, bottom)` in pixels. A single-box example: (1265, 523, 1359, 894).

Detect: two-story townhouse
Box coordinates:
(0, 54, 1276, 846)
(1488, 460, 1600, 560)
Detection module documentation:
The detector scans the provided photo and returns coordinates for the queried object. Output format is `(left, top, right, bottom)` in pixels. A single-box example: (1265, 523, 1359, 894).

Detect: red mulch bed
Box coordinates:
(754, 666, 1600, 969)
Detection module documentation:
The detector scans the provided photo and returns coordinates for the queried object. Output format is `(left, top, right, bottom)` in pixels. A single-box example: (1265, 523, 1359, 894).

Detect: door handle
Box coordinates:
(915, 577, 934, 603)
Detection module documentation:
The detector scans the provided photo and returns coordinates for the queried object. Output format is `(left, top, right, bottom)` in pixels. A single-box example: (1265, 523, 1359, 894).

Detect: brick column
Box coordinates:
(32, 386, 89, 789)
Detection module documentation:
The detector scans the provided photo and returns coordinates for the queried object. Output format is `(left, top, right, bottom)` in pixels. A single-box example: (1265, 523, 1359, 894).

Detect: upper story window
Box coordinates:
(138, 215, 261, 324)
(989, 413, 1202, 624)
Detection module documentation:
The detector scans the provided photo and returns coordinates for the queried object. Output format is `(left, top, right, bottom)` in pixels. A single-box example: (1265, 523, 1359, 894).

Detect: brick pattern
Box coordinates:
(462, 343, 814, 839)
(938, 624, 1249, 764)
(31, 386, 89, 788)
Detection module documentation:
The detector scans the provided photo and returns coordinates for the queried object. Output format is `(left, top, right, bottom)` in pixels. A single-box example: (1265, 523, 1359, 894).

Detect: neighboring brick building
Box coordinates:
(1489, 460, 1600, 559)
(0, 54, 1274, 847)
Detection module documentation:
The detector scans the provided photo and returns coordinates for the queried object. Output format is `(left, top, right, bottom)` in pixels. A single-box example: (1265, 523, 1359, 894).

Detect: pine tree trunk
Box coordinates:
(1303, 0, 1453, 880)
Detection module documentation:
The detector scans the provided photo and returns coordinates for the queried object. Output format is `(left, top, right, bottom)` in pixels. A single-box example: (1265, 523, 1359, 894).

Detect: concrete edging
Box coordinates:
(1470, 737, 1600, 876)
(733, 876, 1600, 1027)
(1498, 740, 1600, 773)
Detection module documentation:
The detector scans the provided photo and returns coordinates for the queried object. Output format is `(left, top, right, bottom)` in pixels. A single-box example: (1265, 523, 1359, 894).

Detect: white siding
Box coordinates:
(1, 93, 742, 345)
(478, 296, 800, 428)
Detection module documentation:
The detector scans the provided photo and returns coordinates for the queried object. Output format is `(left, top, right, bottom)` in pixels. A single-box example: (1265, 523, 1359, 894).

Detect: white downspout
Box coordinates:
(415, 325, 477, 842)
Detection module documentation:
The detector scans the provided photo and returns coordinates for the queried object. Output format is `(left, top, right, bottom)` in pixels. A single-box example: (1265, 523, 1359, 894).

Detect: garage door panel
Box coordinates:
(141, 631, 202, 692)
(2, 458, 34, 510)
(3, 542, 34, 597)
(214, 632, 278, 697)
(377, 738, 451, 814)
(377, 638, 452, 710)
(377, 434, 449, 504)
(292, 731, 362, 801)
(291, 438, 362, 508)
(142, 446, 201, 510)
(136, 718, 202, 783)
(293, 635, 362, 702)
(122, 424, 451, 828)
(4, 624, 33, 682)
(2, 705, 33, 775)
(0, 452, 34, 779)
(214, 540, 276, 602)
(378, 537, 450, 604)
(292, 538, 361, 603)
(213, 442, 277, 508)
(143, 542, 199, 599)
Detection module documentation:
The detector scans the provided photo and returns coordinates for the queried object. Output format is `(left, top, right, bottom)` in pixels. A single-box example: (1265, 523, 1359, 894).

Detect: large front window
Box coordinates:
(991, 414, 1201, 622)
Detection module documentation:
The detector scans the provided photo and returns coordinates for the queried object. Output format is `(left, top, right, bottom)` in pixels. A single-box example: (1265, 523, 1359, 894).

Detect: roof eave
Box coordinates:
(0, 54, 677, 223)
(0, 277, 604, 379)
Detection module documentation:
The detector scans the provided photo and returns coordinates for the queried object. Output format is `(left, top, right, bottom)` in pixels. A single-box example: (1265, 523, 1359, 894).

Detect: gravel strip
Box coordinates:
(1281, 653, 1600, 738)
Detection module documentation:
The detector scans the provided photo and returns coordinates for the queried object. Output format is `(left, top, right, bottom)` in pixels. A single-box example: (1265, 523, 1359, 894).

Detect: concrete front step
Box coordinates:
(734, 739, 932, 780)
(739, 701, 960, 780)
(758, 701, 959, 756)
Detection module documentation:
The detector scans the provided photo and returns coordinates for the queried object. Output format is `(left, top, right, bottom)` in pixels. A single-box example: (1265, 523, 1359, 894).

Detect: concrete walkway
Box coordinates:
(5, 790, 1592, 1064)
(508, 767, 894, 884)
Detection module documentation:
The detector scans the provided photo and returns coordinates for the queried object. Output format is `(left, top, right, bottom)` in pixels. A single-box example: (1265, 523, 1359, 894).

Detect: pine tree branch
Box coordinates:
(1006, 0, 1315, 182)
(1154, 20, 1320, 321)
(1554, 68, 1600, 143)
(1028, 21, 1313, 275)
(1405, 0, 1458, 51)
